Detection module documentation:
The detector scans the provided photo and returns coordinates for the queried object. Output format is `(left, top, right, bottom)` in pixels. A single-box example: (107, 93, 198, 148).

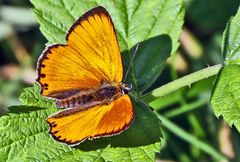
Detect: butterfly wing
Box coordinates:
(47, 95, 133, 145)
(37, 6, 123, 98)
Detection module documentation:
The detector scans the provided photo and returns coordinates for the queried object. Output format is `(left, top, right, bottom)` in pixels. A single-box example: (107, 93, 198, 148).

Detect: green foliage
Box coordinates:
(211, 65, 240, 131)
(0, 0, 185, 161)
(211, 7, 240, 132)
(31, 0, 184, 53)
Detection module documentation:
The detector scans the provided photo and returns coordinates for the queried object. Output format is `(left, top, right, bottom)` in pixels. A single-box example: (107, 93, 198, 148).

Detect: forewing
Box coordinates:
(37, 6, 123, 98)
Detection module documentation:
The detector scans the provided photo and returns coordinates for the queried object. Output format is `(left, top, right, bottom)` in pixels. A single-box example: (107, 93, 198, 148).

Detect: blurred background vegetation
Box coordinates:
(0, 0, 239, 161)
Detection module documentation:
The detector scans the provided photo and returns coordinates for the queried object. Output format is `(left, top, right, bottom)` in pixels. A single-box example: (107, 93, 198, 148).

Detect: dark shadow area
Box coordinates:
(74, 137, 111, 151)
(186, 0, 239, 32)
(210, 67, 224, 100)
(222, 20, 231, 60)
(7, 105, 47, 114)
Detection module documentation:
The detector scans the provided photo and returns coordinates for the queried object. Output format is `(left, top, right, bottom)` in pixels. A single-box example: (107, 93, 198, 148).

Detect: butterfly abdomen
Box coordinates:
(56, 85, 121, 109)
(56, 93, 96, 108)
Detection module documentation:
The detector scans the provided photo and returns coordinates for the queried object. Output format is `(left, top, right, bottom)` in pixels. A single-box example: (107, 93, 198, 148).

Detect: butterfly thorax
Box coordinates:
(56, 83, 131, 109)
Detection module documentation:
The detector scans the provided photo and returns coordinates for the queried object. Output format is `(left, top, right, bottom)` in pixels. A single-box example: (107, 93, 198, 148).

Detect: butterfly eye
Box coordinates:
(123, 89, 129, 94)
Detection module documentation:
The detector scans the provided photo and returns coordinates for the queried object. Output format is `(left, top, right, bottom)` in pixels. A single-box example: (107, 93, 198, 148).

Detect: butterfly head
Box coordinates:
(120, 83, 132, 94)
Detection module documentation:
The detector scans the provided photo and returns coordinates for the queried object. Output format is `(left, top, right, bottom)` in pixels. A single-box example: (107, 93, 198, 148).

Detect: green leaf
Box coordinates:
(211, 65, 240, 131)
(222, 9, 240, 65)
(19, 84, 55, 109)
(124, 35, 172, 91)
(133, 35, 171, 91)
(211, 7, 240, 132)
(31, 0, 184, 53)
(0, 85, 162, 161)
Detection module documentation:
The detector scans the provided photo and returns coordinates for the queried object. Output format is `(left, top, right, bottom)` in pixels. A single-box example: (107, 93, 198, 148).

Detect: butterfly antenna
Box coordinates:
(123, 42, 140, 82)
(130, 92, 154, 111)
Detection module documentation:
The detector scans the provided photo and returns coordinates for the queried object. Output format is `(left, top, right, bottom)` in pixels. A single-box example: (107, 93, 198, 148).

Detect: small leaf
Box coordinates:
(211, 7, 240, 132)
(0, 86, 162, 161)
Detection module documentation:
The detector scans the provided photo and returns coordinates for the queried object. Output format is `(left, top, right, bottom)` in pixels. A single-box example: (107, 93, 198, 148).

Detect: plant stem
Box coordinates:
(157, 114, 228, 161)
(142, 64, 223, 103)
(164, 99, 207, 118)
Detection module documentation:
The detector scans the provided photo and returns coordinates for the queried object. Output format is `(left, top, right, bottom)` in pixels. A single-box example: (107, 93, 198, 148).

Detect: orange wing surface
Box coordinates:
(37, 6, 123, 98)
(47, 95, 134, 145)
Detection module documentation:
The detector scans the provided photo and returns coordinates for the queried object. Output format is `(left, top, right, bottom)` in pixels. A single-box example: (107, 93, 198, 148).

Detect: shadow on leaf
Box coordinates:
(7, 105, 47, 114)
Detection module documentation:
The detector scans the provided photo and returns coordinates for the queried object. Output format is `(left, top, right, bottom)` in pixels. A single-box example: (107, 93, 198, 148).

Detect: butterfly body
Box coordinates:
(56, 83, 131, 109)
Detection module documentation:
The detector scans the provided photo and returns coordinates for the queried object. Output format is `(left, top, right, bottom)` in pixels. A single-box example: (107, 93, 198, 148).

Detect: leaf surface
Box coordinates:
(211, 7, 240, 132)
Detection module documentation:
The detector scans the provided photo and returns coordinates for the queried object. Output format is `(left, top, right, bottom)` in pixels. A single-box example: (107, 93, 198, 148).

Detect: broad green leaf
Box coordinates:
(123, 35, 172, 91)
(211, 7, 240, 132)
(211, 65, 240, 131)
(31, 0, 183, 52)
(133, 35, 171, 91)
(0, 85, 162, 161)
(31, 0, 184, 91)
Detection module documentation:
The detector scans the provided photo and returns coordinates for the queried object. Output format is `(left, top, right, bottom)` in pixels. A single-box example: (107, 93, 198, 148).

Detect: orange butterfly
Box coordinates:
(36, 6, 134, 145)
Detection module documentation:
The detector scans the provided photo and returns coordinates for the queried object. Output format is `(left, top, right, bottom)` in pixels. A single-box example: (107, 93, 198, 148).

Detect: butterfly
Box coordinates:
(36, 6, 134, 146)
